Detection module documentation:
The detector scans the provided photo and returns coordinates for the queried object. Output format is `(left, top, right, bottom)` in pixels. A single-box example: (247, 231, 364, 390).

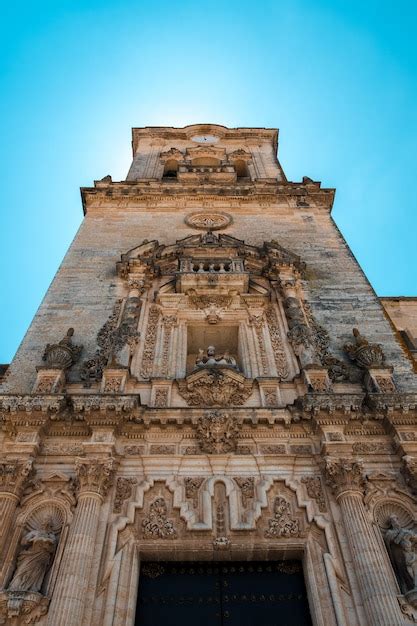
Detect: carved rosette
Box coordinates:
(196, 410, 239, 454)
(323, 457, 366, 499)
(75, 458, 116, 499)
(0, 459, 34, 498)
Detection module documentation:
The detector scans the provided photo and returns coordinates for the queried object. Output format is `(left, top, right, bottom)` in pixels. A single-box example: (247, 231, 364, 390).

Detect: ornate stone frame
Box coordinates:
(97, 476, 347, 626)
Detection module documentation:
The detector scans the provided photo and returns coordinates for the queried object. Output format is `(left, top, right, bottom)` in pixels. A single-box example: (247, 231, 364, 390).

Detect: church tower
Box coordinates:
(1, 124, 417, 625)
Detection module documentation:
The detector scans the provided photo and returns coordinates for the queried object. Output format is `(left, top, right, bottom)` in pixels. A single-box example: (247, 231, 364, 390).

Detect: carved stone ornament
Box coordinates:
(113, 477, 137, 513)
(184, 477, 204, 507)
(323, 457, 366, 498)
(0, 458, 34, 497)
(75, 457, 116, 498)
(234, 477, 255, 507)
(0, 591, 49, 624)
(42, 328, 82, 370)
(185, 211, 232, 231)
(402, 456, 417, 495)
(344, 328, 385, 368)
(196, 410, 239, 454)
(384, 513, 417, 606)
(81, 299, 140, 383)
(177, 368, 253, 407)
(142, 497, 177, 539)
(301, 476, 327, 512)
(265, 496, 301, 538)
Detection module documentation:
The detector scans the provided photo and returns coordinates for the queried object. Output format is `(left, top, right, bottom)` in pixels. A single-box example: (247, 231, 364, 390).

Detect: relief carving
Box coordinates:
(140, 305, 160, 379)
(154, 388, 169, 407)
(384, 515, 417, 607)
(249, 314, 269, 375)
(234, 477, 255, 507)
(265, 306, 289, 378)
(160, 315, 177, 376)
(196, 410, 239, 454)
(265, 496, 301, 538)
(177, 368, 253, 407)
(113, 477, 137, 513)
(301, 476, 327, 512)
(142, 497, 177, 539)
(184, 477, 204, 507)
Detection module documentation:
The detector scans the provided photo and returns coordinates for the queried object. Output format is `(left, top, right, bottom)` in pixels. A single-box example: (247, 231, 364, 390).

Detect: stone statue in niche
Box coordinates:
(385, 515, 417, 603)
(8, 523, 58, 593)
(195, 345, 239, 371)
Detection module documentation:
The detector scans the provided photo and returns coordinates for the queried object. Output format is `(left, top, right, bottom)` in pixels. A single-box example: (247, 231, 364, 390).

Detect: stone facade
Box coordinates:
(0, 123, 417, 625)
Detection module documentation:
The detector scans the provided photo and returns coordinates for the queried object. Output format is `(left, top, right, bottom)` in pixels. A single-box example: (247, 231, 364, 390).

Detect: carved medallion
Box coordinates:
(185, 211, 232, 231)
(196, 410, 239, 454)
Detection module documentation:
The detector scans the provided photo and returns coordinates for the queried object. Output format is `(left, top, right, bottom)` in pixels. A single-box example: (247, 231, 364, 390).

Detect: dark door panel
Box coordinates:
(136, 561, 312, 626)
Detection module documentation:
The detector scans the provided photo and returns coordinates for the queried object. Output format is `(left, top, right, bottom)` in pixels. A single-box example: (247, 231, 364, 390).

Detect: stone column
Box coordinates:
(323, 458, 403, 626)
(0, 459, 34, 555)
(47, 457, 116, 626)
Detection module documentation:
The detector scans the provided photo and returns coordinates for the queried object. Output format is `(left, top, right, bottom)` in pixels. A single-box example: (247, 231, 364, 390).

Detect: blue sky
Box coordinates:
(1, 0, 416, 363)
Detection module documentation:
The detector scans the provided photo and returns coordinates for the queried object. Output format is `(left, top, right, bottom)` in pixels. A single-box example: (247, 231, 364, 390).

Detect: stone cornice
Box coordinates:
(81, 180, 335, 214)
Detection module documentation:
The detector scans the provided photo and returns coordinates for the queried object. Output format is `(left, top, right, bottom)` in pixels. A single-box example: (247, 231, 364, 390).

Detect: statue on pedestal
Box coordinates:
(385, 514, 417, 603)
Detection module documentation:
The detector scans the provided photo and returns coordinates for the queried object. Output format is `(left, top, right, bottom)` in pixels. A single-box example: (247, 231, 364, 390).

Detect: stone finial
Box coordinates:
(322, 457, 366, 498)
(344, 328, 385, 368)
(75, 458, 117, 498)
(42, 328, 83, 370)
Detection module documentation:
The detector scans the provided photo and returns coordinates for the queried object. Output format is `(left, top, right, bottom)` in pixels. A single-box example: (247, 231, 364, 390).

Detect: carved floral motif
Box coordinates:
(265, 496, 301, 538)
(185, 212, 232, 231)
(196, 410, 239, 454)
(184, 477, 204, 507)
(142, 498, 177, 539)
(113, 477, 137, 513)
(265, 306, 289, 378)
(301, 476, 326, 512)
(154, 388, 169, 407)
(234, 477, 255, 506)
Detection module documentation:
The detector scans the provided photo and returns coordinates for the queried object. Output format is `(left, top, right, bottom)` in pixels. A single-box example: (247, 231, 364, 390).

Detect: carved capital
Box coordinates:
(0, 458, 34, 498)
(323, 457, 366, 498)
(75, 457, 117, 498)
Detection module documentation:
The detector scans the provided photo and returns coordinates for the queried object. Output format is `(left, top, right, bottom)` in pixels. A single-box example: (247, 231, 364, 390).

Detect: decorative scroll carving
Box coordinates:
(140, 305, 160, 379)
(177, 368, 253, 407)
(352, 442, 392, 454)
(184, 477, 204, 507)
(81, 298, 140, 383)
(265, 496, 301, 538)
(188, 293, 232, 311)
(301, 476, 326, 512)
(323, 457, 366, 498)
(75, 458, 116, 498)
(124, 445, 145, 456)
(234, 477, 255, 507)
(344, 328, 385, 368)
(103, 377, 122, 393)
(265, 306, 289, 378)
(142, 497, 177, 539)
(0, 459, 34, 496)
(113, 477, 137, 513)
(42, 328, 82, 370)
(260, 445, 286, 455)
(149, 445, 175, 455)
(196, 410, 239, 454)
(40, 443, 85, 456)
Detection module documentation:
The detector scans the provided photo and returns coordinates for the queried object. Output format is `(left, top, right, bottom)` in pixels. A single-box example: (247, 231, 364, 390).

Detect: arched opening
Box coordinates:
(163, 159, 179, 179)
(234, 159, 249, 178)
